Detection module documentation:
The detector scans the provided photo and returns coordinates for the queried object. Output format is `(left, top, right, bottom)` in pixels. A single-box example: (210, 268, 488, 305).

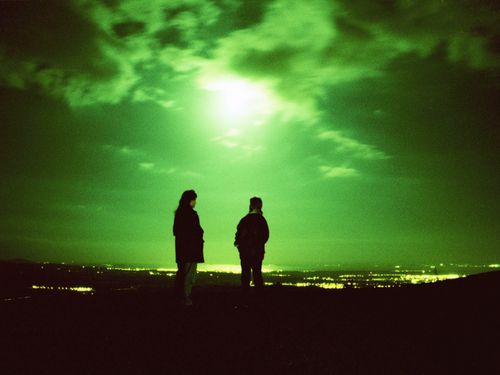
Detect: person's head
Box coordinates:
(178, 190, 197, 210)
(249, 196, 263, 214)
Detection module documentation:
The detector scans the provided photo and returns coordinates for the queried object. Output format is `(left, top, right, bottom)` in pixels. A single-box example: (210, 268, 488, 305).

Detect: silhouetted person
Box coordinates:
(173, 190, 204, 306)
(234, 197, 269, 294)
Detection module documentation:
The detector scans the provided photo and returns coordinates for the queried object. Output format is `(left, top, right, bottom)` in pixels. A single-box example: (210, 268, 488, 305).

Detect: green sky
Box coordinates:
(1, 0, 499, 268)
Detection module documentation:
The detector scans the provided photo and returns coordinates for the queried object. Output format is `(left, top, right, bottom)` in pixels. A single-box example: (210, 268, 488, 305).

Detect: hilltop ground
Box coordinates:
(1, 269, 498, 374)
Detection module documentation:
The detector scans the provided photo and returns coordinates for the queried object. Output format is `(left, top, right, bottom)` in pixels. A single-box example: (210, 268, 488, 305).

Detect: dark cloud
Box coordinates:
(112, 20, 146, 38)
(155, 27, 186, 48)
(333, 17, 372, 41)
(0, 0, 137, 106)
(1, 0, 498, 112)
(164, 4, 203, 21)
(203, 0, 272, 32)
(230, 0, 271, 29)
(335, 0, 500, 68)
(0, 0, 108, 75)
(229, 46, 299, 77)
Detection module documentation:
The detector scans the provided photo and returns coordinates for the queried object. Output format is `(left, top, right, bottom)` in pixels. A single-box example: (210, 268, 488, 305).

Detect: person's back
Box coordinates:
(235, 213, 269, 258)
(174, 206, 204, 263)
(234, 197, 269, 294)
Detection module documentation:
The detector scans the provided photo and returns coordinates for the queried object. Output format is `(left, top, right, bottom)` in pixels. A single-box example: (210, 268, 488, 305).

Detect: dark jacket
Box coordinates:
(234, 213, 269, 259)
(173, 207, 204, 263)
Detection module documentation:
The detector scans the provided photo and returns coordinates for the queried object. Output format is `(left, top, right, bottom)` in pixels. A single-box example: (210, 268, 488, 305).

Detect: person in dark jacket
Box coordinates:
(234, 197, 269, 294)
(173, 190, 204, 306)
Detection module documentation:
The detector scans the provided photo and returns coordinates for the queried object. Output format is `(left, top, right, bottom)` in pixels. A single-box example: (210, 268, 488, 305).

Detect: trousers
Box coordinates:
(175, 262, 197, 305)
(240, 256, 264, 291)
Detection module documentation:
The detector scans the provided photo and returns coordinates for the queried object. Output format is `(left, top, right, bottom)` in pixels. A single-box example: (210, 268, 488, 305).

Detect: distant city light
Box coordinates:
(280, 282, 344, 289)
(20, 263, 486, 294)
(402, 274, 463, 285)
(32, 285, 94, 293)
(197, 264, 282, 274)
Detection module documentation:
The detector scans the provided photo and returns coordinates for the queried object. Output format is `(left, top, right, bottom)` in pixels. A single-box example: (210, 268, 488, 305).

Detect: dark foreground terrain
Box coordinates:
(1, 269, 498, 374)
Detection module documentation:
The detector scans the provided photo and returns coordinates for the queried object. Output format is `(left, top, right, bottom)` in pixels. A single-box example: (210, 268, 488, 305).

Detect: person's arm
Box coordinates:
(193, 211, 204, 241)
(262, 217, 269, 244)
(173, 212, 180, 236)
(234, 218, 245, 247)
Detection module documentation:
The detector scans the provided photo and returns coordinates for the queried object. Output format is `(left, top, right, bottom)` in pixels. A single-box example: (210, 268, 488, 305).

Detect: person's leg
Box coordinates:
(240, 257, 251, 293)
(183, 262, 197, 306)
(252, 257, 264, 291)
(175, 262, 186, 299)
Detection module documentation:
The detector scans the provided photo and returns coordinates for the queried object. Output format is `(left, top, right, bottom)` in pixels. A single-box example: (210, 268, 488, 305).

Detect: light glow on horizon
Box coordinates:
(402, 274, 463, 284)
(198, 264, 283, 274)
(32, 285, 94, 293)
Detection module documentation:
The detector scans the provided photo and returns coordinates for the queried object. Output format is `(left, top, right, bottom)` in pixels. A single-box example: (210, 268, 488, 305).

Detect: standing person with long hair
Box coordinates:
(234, 197, 269, 295)
(173, 190, 204, 306)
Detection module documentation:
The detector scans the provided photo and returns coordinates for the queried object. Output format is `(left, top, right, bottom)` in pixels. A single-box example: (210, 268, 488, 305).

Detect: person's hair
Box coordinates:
(249, 196, 263, 214)
(176, 190, 197, 212)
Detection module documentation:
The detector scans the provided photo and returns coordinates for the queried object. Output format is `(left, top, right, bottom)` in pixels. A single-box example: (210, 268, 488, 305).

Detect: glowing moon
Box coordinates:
(202, 76, 277, 126)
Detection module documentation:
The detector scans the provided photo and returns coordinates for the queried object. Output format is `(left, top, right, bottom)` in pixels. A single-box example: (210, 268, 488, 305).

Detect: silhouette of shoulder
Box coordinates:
(236, 213, 269, 246)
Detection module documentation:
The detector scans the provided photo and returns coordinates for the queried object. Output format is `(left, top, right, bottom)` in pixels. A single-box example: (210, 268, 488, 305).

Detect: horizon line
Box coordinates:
(2, 258, 499, 272)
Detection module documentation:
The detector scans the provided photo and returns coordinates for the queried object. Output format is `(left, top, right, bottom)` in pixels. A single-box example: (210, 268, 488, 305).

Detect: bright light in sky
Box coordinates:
(201, 76, 278, 126)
